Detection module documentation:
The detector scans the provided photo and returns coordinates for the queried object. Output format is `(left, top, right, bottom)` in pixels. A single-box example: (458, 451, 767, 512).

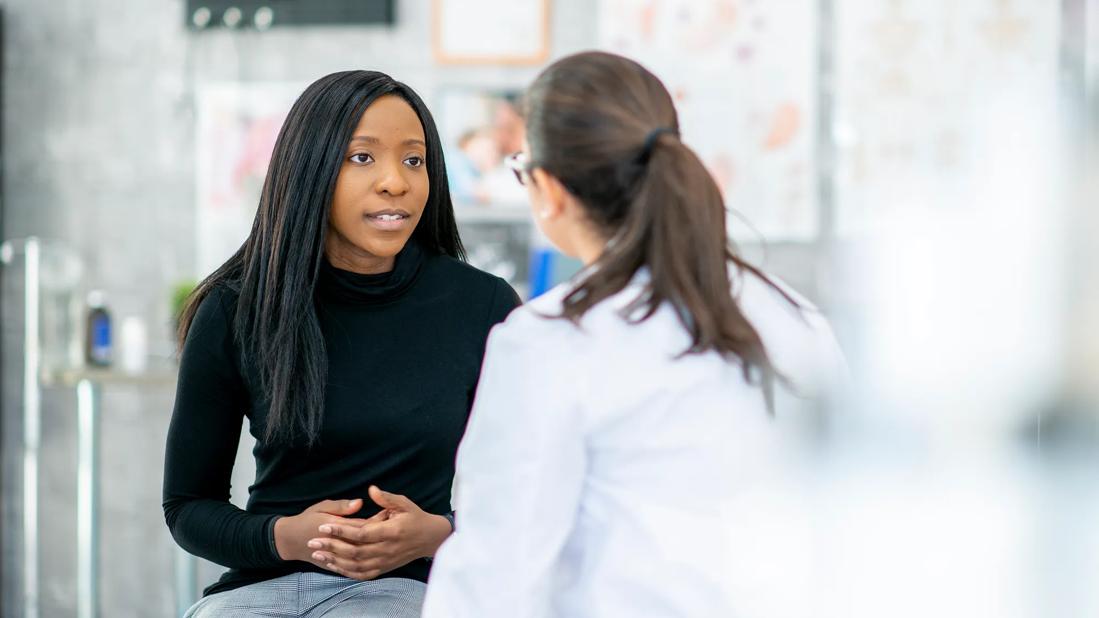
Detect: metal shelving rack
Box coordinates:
(1, 237, 177, 618)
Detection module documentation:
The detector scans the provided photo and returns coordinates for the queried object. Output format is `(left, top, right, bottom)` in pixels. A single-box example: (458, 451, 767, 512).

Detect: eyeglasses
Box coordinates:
(504, 151, 534, 186)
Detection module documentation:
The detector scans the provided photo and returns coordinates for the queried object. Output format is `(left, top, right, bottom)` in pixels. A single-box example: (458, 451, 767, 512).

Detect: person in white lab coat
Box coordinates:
(421, 51, 845, 618)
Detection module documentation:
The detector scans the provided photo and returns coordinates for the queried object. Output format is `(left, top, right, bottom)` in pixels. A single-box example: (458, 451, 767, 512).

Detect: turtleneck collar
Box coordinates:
(317, 241, 425, 305)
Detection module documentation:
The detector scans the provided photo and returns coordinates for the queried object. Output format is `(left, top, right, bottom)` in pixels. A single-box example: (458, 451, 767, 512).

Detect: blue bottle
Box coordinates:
(85, 290, 112, 367)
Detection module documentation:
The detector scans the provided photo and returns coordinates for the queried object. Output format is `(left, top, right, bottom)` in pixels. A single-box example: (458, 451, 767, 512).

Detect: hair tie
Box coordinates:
(640, 127, 678, 162)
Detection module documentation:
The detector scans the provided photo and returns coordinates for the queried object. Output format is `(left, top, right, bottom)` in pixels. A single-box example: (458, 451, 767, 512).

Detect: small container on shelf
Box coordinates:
(84, 290, 112, 368)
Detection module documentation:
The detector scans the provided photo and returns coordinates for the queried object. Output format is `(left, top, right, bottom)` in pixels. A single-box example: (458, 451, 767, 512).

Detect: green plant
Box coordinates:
(170, 279, 198, 327)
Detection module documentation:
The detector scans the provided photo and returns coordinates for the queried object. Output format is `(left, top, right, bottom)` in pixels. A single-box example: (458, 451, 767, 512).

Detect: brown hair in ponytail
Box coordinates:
(523, 51, 799, 409)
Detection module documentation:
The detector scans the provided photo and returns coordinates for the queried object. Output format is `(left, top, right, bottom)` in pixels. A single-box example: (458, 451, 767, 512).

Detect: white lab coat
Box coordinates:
(422, 267, 846, 618)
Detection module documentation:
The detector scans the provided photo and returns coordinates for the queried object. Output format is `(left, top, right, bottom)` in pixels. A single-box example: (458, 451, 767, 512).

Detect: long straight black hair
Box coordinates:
(178, 70, 465, 445)
(524, 51, 798, 410)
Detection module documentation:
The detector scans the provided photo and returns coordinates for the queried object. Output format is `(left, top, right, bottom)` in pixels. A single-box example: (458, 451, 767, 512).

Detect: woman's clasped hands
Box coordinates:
(274, 485, 452, 581)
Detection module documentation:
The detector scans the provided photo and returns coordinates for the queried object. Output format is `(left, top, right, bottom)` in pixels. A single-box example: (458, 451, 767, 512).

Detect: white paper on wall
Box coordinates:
(435, 0, 548, 62)
(832, 0, 1061, 236)
(598, 0, 819, 242)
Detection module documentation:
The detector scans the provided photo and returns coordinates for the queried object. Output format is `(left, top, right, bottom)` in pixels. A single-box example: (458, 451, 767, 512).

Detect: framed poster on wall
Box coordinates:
(433, 0, 550, 65)
(831, 0, 1061, 237)
(598, 0, 819, 242)
(194, 82, 304, 276)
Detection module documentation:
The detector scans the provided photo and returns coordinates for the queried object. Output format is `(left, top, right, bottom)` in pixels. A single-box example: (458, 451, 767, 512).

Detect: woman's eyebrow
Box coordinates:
(349, 136, 426, 148)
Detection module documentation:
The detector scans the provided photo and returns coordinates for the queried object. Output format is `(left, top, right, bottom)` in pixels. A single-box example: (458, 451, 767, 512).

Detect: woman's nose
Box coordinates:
(375, 162, 411, 196)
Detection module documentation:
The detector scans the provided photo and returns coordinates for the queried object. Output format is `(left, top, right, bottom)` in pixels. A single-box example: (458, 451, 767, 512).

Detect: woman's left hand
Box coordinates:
(306, 485, 453, 580)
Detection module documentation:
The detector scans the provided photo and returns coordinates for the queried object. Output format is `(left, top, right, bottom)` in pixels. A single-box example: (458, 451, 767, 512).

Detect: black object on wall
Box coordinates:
(185, 0, 396, 30)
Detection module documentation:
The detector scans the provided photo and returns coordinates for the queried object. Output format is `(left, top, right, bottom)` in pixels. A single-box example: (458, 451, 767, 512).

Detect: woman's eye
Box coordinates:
(404, 156, 424, 168)
(349, 153, 373, 164)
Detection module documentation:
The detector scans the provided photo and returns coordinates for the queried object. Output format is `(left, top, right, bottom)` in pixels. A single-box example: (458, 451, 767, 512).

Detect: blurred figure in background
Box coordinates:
(448, 128, 501, 205)
(422, 51, 845, 617)
(491, 97, 526, 159)
(447, 96, 530, 208)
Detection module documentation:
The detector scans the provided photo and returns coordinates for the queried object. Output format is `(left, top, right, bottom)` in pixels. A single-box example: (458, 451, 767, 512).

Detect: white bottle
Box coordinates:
(119, 316, 148, 374)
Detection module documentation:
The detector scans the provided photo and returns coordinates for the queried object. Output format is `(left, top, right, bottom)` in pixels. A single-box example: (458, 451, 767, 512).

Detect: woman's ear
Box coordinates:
(531, 168, 569, 220)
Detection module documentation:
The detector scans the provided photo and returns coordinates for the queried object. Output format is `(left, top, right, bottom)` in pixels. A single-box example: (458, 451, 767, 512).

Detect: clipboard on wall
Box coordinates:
(432, 0, 551, 65)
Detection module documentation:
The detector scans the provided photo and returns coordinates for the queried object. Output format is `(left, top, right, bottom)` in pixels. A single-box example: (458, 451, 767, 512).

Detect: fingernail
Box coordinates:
(324, 562, 337, 571)
(312, 552, 324, 561)
(319, 525, 333, 534)
(307, 540, 322, 549)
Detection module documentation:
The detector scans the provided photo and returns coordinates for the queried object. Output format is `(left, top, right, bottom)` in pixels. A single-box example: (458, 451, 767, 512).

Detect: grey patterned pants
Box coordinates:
(184, 573, 425, 617)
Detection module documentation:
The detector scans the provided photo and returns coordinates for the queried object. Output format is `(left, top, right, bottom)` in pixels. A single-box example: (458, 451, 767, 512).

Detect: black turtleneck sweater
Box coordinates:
(162, 243, 520, 596)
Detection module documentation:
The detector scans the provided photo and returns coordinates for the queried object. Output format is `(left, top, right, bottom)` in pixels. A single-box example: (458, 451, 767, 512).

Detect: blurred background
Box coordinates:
(0, 0, 1096, 616)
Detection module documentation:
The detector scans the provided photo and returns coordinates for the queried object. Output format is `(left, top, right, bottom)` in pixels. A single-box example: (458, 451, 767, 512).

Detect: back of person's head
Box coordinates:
(523, 51, 795, 406)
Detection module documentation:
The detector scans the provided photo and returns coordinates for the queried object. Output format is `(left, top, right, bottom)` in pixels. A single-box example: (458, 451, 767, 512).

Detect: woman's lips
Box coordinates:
(364, 210, 412, 231)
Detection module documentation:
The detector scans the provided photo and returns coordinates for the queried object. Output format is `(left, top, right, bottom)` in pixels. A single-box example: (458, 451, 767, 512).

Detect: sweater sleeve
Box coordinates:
(486, 276, 522, 329)
(467, 276, 522, 404)
(162, 288, 284, 569)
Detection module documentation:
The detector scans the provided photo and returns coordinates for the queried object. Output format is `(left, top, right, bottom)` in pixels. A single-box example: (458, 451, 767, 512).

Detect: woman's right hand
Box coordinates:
(273, 498, 379, 562)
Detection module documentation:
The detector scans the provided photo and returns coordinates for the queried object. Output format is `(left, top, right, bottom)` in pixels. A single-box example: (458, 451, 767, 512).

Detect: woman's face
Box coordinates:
(327, 95, 429, 270)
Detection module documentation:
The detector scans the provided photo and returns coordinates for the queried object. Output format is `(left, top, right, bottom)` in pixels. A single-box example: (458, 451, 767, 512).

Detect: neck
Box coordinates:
(577, 243, 604, 267)
(573, 225, 609, 267)
(325, 236, 396, 275)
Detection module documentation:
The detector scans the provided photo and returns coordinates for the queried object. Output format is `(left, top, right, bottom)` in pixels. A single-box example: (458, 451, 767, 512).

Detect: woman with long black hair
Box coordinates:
(163, 70, 519, 616)
(422, 51, 846, 617)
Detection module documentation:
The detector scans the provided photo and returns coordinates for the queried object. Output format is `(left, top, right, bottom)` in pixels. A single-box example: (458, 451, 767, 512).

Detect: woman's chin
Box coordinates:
(358, 235, 412, 258)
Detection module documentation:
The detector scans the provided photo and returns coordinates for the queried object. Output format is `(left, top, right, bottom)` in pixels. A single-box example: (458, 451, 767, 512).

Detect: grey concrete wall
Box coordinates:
(0, 1, 599, 616)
